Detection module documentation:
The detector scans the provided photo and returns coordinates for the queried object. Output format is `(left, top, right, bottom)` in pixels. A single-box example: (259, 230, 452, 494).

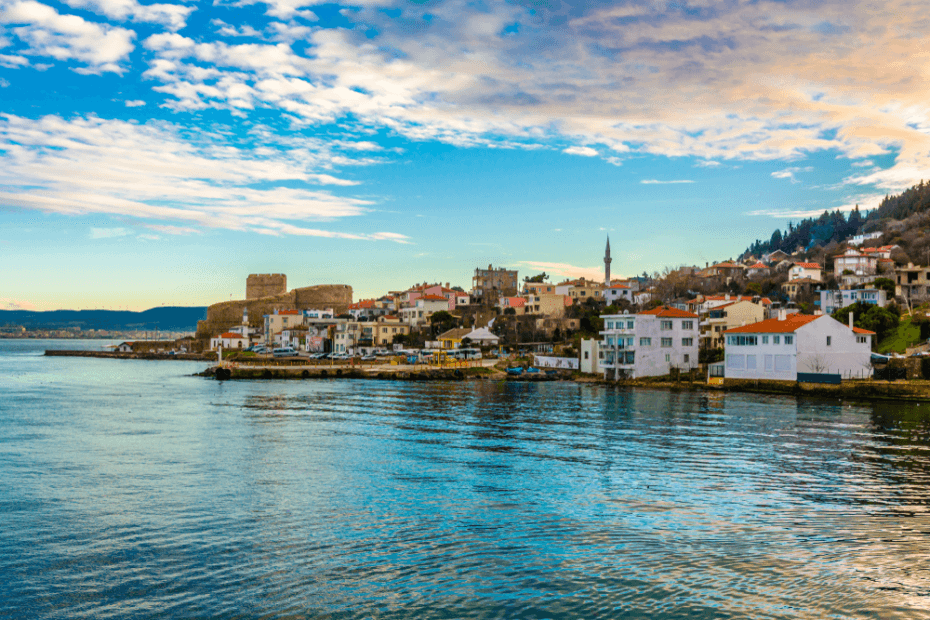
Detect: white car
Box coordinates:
(272, 347, 298, 357)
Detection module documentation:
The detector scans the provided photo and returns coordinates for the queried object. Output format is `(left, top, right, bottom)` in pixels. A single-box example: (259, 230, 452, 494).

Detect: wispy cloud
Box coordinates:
(90, 227, 132, 239)
(771, 166, 814, 183)
(563, 146, 599, 157)
(518, 260, 603, 281)
(0, 114, 409, 243)
(124, 99, 146, 107)
(641, 179, 695, 185)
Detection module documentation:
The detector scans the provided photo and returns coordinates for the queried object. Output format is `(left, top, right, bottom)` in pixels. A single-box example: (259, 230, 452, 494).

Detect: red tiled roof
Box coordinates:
(638, 306, 698, 318)
(852, 326, 876, 335)
(219, 332, 246, 339)
(278, 310, 300, 315)
(725, 314, 820, 334)
(420, 294, 447, 301)
(749, 262, 767, 269)
(503, 297, 526, 307)
(349, 300, 376, 309)
(609, 284, 631, 289)
(712, 262, 742, 268)
(793, 262, 821, 269)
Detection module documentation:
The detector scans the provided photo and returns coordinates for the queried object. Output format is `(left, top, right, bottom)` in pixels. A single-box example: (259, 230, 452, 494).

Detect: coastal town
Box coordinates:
(136, 231, 929, 387)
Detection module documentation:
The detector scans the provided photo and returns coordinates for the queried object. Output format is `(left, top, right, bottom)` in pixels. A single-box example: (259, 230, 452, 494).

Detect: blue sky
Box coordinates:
(1, 0, 926, 310)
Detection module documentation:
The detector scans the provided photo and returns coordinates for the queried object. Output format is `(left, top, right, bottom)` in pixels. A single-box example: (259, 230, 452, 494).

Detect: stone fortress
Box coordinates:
(195, 274, 352, 343)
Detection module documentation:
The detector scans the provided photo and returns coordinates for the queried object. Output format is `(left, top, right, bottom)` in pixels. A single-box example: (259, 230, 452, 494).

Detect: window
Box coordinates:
(785, 336, 794, 345)
(775, 355, 790, 372)
(746, 355, 757, 370)
(682, 321, 694, 330)
(627, 321, 634, 329)
(682, 338, 693, 347)
(762, 336, 769, 344)
(661, 338, 673, 347)
(584, 351, 590, 360)
(764, 355, 773, 372)
(683, 354, 690, 364)
(661, 320, 673, 330)
(727, 354, 745, 369)
(856, 336, 868, 344)
(665, 354, 671, 362)
(773, 335, 780, 345)
(826, 336, 832, 346)
(606, 321, 613, 329)
(726, 335, 758, 346)
(640, 337, 652, 346)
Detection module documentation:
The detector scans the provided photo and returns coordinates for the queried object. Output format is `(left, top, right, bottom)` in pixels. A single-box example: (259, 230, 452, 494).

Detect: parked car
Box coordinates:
(361, 355, 376, 361)
(273, 346, 298, 357)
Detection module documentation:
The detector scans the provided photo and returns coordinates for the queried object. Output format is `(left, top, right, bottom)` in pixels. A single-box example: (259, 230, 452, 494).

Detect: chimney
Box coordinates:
(778, 308, 787, 321)
(725, 293, 731, 301)
(849, 312, 854, 329)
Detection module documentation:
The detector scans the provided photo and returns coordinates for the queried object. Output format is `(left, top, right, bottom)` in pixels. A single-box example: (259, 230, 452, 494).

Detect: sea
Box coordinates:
(2, 339, 930, 619)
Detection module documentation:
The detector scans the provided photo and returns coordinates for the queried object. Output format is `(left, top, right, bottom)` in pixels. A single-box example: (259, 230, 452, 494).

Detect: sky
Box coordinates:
(1, 0, 928, 311)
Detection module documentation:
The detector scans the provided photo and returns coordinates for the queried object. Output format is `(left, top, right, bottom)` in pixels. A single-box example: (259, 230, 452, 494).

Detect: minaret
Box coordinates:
(604, 235, 612, 285)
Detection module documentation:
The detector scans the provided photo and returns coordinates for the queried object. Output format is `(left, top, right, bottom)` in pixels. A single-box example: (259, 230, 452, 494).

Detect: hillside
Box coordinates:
(0, 307, 208, 331)
(743, 181, 930, 261)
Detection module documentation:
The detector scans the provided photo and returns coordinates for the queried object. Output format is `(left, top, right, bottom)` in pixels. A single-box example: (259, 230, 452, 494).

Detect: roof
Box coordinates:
(349, 300, 376, 309)
(502, 297, 526, 307)
(748, 262, 767, 269)
(438, 328, 472, 340)
(218, 332, 247, 339)
(638, 306, 699, 319)
(690, 295, 773, 305)
(609, 284, 631, 289)
(852, 326, 876, 335)
(277, 309, 300, 315)
(724, 314, 820, 334)
(420, 294, 448, 301)
(793, 263, 821, 269)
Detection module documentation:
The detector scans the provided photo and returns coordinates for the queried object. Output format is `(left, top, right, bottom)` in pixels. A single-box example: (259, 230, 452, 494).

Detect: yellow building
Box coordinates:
(699, 300, 766, 349)
(374, 316, 410, 346)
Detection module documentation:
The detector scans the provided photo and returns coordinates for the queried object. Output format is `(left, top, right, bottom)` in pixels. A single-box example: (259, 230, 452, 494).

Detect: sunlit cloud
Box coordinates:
(563, 146, 599, 157)
(772, 166, 814, 183)
(519, 260, 604, 281)
(641, 179, 695, 185)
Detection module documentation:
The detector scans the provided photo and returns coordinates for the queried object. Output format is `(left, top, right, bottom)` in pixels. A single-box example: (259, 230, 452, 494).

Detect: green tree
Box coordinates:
(833, 302, 900, 342)
(525, 272, 548, 283)
(873, 277, 896, 297)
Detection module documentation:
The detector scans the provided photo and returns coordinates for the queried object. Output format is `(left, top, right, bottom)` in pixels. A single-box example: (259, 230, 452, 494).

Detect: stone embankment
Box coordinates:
(45, 350, 214, 361)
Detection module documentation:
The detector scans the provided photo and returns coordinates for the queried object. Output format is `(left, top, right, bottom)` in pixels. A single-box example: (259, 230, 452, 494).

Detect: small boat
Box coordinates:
(506, 367, 524, 375)
(525, 367, 540, 374)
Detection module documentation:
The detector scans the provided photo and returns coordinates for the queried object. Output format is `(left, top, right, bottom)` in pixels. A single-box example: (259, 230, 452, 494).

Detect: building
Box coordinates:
(599, 307, 700, 379)
(723, 313, 874, 381)
(472, 265, 518, 301)
(687, 294, 773, 315)
(781, 279, 816, 300)
(699, 300, 766, 349)
(895, 263, 930, 303)
(263, 309, 303, 344)
(604, 283, 635, 305)
(834, 248, 877, 275)
(746, 262, 770, 278)
(818, 288, 888, 315)
(522, 281, 556, 295)
(399, 295, 450, 326)
(848, 232, 884, 246)
(367, 316, 409, 347)
(789, 262, 822, 282)
(580, 338, 601, 374)
(762, 250, 790, 263)
(861, 245, 900, 260)
(705, 262, 746, 282)
(246, 273, 287, 300)
(499, 296, 527, 314)
(210, 332, 250, 350)
(555, 278, 604, 303)
(522, 293, 569, 317)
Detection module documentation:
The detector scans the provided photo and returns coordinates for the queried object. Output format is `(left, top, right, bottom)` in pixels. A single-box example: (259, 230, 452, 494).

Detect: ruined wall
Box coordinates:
(246, 273, 287, 300)
(196, 284, 353, 340)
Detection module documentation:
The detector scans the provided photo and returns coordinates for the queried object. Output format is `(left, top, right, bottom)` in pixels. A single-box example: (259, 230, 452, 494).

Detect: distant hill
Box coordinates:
(743, 181, 930, 260)
(0, 306, 208, 331)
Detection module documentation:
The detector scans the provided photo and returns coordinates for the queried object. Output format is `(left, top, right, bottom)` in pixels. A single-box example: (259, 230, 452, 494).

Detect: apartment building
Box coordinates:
(599, 307, 699, 379)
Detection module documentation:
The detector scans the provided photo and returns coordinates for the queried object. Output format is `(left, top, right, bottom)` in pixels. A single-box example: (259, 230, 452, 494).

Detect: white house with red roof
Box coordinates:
(399, 295, 451, 326)
(599, 307, 700, 379)
(860, 245, 900, 260)
(688, 294, 773, 314)
(747, 262, 770, 278)
(834, 248, 877, 275)
(210, 332, 250, 350)
(789, 262, 822, 282)
(723, 312, 874, 381)
(604, 283, 635, 304)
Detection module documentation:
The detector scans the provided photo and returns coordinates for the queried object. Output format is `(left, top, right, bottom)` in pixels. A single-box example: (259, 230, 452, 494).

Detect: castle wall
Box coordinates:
(246, 274, 287, 300)
(196, 284, 353, 341)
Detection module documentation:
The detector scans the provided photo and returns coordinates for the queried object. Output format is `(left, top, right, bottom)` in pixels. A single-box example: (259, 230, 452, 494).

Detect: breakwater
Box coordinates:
(44, 349, 214, 361)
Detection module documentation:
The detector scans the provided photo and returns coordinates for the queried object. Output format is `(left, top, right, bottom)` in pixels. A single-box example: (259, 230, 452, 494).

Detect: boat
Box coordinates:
(526, 366, 540, 374)
(506, 367, 524, 375)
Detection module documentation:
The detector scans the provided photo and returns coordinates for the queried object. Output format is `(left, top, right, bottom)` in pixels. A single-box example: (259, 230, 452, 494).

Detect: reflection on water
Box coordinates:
(2, 341, 930, 618)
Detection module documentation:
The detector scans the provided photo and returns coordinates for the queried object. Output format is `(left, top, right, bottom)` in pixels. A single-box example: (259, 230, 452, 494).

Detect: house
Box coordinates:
(781, 279, 816, 299)
(399, 295, 450, 326)
(687, 295, 773, 315)
(698, 300, 766, 349)
(579, 339, 601, 374)
(522, 281, 556, 295)
(461, 326, 499, 346)
(604, 283, 635, 305)
(705, 262, 746, 281)
(818, 289, 888, 315)
(762, 250, 790, 263)
(723, 312, 874, 381)
(861, 245, 900, 260)
(374, 316, 410, 346)
(263, 309, 303, 344)
(599, 307, 700, 379)
(116, 342, 134, 353)
(848, 232, 884, 246)
(499, 296, 527, 314)
(210, 332, 250, 350)
(746, 262, 770, 278)
(555, 278, 605, 302)
(789, 262, 822, 282)
(895, 263, 930, 304)
(471, 265, 519, 301)
(834, 248, 877, 275)
(347, 299, 389, 320)
(437, 327, 472, 349)
(522, 293, 570, 317)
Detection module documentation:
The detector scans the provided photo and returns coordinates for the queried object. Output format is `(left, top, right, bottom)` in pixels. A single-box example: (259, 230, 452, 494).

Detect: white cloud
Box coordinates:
(0, 77, 9, 87)
(0, 114, 409, 242)
(124, 99, 146, 107)
(90, 227, 132, 238)
(0, 297, 36, 310)
(60, 0, 193, 30)
(771, 166, 814, 183)
(0, 1, 135, 73)
(0, 53, 29, 68)
(641, 179, 695, 184)
(563, 146, 598, 157)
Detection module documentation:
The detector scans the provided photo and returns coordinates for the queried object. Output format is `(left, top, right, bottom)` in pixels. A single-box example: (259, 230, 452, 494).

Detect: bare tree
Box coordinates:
(803, 354, 829, 374)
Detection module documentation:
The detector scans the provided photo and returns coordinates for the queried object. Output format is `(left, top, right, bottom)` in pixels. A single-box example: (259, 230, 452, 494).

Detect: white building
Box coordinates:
(604, 284, 635, 305)
(210, 332, 250, 350)
(848, 232, 883, 246)
(399, 296, 450, 326)
(599, 307, 700, 379)
(818, 288, 888, 315)
(789, 262, 822, 282)
(723, 312, 874, 381)
(834, 248, 877, 275)
(580, 338, 601, 374)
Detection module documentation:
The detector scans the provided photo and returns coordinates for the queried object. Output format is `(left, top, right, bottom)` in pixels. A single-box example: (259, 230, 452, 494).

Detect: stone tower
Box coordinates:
(604, 236, 612, 285)
(246, 274, 287, 300)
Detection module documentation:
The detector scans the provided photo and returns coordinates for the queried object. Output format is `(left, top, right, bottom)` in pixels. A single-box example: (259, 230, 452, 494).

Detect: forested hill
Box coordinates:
(0, 306, 207, 331)
(743, 181, 930, 258)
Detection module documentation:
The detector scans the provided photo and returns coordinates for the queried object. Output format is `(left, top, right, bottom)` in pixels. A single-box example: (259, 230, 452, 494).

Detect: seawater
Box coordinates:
(2, 340, 930, 619)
